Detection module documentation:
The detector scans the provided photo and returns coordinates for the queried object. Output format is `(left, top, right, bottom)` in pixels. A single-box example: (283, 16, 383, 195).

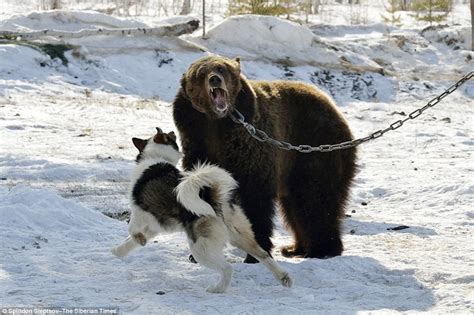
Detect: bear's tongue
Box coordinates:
(211, 88, 227, 111)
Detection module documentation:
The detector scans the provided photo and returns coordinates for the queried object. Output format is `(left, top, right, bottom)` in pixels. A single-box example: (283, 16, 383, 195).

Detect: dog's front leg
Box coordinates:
(111, 235, 141, 257)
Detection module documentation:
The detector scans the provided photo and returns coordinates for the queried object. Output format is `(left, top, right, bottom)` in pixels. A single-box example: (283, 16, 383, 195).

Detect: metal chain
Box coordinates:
(229, 71, 474, 153)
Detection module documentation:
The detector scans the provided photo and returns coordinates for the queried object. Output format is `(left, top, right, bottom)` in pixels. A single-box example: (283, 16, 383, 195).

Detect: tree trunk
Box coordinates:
(401, 0, 410, 11)
(180, 0, 192, 15)
(202, 0, 206, 38)
(51, 0, 61, 10)
(306, 0, 310, 22)
(471, 0, 473, 50)
(429, 0, 433, 26)
(313, 0, 320, 14)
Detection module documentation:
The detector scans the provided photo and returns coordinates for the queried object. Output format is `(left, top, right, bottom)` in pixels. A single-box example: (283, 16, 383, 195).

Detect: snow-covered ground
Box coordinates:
(1, 5, 473, 314)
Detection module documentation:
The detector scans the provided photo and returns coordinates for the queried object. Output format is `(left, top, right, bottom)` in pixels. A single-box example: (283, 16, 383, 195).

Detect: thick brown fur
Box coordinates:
(173, 55, 357, 261)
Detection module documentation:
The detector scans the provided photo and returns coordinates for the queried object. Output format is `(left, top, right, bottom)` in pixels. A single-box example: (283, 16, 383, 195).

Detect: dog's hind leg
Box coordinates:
(227, 206, 292, 288)
(190, 240, 233, 293)
(188, 219, 233, 293)
(232, 231, 292, 288)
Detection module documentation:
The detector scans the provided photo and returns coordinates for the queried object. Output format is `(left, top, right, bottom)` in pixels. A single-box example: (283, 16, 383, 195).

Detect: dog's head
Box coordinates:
(132, 127, 181, 165)
(180, 55, 243, 119)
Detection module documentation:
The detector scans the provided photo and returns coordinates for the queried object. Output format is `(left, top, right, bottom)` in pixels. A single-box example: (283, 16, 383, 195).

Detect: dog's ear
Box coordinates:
(153, 127, 168, 144)
(153, 133, 166, 144)
(132, 138, 147, 152)
(168, 131, 177, 142)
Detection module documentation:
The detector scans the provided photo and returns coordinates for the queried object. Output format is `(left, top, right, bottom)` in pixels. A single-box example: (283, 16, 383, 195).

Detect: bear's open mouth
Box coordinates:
(210, 87, 228, 112)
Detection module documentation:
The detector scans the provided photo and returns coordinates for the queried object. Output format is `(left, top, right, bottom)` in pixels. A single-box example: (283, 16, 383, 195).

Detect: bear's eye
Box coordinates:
(217, 67, 224, 74)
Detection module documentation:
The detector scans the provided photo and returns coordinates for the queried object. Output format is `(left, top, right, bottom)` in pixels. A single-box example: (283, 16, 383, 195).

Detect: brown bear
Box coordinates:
(173, 55, 356, 263)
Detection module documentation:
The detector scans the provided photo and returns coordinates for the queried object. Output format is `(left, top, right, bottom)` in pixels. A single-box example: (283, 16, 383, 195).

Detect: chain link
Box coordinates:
(229, 71, 473, 153)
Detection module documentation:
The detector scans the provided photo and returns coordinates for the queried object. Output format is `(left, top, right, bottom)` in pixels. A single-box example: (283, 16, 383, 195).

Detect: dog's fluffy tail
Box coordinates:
(175, 163, 237, 217)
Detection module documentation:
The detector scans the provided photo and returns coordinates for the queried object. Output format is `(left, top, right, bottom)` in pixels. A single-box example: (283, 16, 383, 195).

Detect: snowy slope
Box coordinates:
(191, 15, 383, 73)
(1, 7, 473, 315)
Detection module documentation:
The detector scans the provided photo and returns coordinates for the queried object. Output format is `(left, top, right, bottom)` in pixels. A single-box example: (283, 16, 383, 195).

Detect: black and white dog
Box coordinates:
(112, 127, 292, 293)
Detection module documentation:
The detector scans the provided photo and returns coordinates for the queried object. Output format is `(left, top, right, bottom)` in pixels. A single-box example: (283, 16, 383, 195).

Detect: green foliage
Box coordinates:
(411, 0, 451, 25)
(381, 0, 402, 26)
(36, 43, 72, 65)
(0, 34, 19, 41)
(227, 0, 293, 16)
(0, 39, 72, 65)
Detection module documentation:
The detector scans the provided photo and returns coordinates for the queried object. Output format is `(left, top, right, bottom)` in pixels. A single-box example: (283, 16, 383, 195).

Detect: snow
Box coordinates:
(0, 185, 441, 313)
(194, 15, 383, 72)
(1, 3, 473, 314)
(0, 10, 147, 32)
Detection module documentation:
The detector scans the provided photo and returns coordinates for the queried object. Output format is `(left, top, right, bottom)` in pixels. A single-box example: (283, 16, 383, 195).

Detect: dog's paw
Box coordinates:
(280, 273, 293, 288)
(111, 247, 126, 258)
(206, 284, 227, 294)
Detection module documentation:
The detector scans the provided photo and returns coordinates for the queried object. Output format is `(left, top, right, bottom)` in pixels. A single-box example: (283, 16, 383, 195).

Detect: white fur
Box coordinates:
(112, 139, 292, 293)
(187, 202, 293, 293)
(112, 140, 182, 258)
(129, 157, 165, 190)
(188, 216, 233, 293)
(143, 141, 182, 166)
(223, 203, 292, 288)
(175, 163, 238, 217)
(129, 140, 182, 195)
(111, 205, 160, 257)
(129, 141, 181, 188)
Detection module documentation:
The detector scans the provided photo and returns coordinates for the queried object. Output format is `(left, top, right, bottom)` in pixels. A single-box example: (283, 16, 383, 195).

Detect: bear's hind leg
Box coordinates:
(281, 154, 354, 258)
(281, 182, 343, 258)
(279, 196, 307, 258)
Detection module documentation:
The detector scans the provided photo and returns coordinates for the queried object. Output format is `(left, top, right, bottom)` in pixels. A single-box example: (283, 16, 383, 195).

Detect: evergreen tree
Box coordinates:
(382, 0, 402, 26)
(412, 0, 451, 25)
(227, 0, 293, 16)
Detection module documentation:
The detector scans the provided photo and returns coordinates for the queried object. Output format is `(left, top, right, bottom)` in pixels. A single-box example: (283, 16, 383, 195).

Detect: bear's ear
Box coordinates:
(227, 57, 240, 74)
(234, 57, 241, 72)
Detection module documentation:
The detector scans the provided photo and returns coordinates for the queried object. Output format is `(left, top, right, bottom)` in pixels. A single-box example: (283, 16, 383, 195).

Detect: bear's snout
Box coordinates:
(209, 75, 222, 87)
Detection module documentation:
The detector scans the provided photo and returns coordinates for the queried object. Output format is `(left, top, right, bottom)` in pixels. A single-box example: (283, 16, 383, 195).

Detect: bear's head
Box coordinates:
(180, 55, 244, 119)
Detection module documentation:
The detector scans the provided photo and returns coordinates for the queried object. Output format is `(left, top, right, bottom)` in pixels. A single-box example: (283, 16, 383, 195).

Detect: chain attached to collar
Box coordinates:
(229, 71, 473, 153)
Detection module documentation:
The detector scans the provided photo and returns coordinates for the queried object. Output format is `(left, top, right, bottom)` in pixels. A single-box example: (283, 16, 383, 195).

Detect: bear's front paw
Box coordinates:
(280, 244, 305, 258)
